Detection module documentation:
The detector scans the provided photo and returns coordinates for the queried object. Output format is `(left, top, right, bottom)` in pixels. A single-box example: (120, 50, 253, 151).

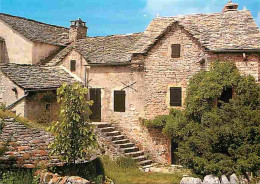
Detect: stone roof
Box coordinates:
(0, 118, 64, 168)
(42, 33, 143, 66)
(0, 13, 70, 46)
(0, 64, 77, 90)
(133, 10, 260, 54)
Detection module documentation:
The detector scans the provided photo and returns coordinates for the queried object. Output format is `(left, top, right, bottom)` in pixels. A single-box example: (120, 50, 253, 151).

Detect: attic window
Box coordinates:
(171, 44, 181, 58)
(70, 60, 76, 72)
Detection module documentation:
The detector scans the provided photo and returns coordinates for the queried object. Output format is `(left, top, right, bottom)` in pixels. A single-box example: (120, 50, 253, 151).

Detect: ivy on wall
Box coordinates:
(144, 62, 260, 177)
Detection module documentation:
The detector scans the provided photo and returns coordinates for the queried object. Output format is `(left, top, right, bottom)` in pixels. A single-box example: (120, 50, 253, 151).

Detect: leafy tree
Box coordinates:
(145, 62, 260, 177)
(48, 83, 96, 164)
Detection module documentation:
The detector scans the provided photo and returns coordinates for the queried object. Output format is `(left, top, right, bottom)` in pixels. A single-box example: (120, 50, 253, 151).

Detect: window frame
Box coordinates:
(70, 60, 76, 72)
(171, 44, 181, 58)
(114, 90, 126, 112)
(170, 87, 182, 107)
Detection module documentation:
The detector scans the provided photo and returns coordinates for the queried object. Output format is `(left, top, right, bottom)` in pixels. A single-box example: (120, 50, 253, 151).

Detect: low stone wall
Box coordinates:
(40, 172, 90, 184)
(0, 118, 64, 168)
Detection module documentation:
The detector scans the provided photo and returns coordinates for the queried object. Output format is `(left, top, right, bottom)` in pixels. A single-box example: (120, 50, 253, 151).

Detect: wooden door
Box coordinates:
(90, 88, 101, 122)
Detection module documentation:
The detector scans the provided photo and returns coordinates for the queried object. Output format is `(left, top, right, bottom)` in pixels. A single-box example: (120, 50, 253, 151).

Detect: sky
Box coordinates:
(0, 0, 259, 37)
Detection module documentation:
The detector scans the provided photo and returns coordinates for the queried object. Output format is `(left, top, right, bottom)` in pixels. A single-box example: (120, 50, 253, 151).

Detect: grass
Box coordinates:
(0, 110, 50, 131)
(101, 156, 183, 184)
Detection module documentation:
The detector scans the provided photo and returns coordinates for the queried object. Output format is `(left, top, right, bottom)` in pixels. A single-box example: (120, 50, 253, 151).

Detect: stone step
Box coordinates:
(106, 131, 121, 137)
(112, 139, 130, 145)
(91, 122, 111, 129)
(142, 164, 153, 169)
(125, 151, 144, 157)
(138, 160, 153, 166)
(132, 155, 147, 162)
(111, 135, 125, 141)
(3, 118, 15, 122)
(118, 143, 135, 149)
(122, 147, 139, 153)
(99, 127, 115, 133)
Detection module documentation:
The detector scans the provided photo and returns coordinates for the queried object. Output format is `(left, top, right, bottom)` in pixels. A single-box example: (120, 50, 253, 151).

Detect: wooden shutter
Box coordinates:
(170, 87, 182, 106)
(171, 44, 181, 58)
(70, 60, 76, 72)
(114, 91, 126, 112)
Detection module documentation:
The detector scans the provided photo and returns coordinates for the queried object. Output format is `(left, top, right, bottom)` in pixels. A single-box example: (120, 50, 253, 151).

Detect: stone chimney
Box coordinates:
(69, 18, 88, 42)
(222, 0, 239, 12)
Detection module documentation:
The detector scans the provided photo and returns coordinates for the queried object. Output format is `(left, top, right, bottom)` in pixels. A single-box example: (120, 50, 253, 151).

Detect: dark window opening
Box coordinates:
(46, 104, 51, 110)
(171, 44, 181, 58)
(218, 87, 233, 107)
(114, 91, 126, 112)
(70, 60, 76, 72)
(171, 140, 179, 164)
(170, 87, 182, 107)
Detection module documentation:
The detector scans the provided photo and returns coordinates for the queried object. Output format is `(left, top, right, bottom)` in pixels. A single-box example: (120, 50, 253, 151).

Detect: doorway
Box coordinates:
(171, 140, 179, 165)
(89, 88, 101, 122)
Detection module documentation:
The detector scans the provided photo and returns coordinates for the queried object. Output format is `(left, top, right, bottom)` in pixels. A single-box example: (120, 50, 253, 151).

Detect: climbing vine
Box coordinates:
(145, 62, 260, 177)
(48, 83, 97, 164)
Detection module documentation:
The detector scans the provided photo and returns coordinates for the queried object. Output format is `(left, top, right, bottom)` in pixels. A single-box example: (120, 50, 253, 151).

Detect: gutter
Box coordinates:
(5, 92, 29, 110)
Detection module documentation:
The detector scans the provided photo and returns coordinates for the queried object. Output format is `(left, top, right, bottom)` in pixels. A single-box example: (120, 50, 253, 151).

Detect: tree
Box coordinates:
(48, 83, 96, 164)
(145, 62, 260, 177)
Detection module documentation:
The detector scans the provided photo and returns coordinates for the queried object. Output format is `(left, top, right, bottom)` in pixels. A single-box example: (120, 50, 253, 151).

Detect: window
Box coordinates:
(171, 44, 181, 58)
(170, 87, 182, 106)
(46, 104, 51, 110)
(218, 87, 233, 107)
(70, 60, 76, 72)
(114, 90, 126, 112)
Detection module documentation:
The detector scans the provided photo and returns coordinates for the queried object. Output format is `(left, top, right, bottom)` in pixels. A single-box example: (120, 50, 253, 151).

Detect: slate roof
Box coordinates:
(42, 33, 143, 66)
(133, 10, 260, 54)
(0, 13, 70, 46)
(0, 64, 77, 90)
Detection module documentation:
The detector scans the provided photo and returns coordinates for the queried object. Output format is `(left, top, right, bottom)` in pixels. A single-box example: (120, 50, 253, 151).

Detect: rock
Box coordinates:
(66, 176, 90, 184)
(230, 174, 239, 184)
(203, 175, 220, 184)
(180, 177, 202, 184)
(220, 175, 230, 184)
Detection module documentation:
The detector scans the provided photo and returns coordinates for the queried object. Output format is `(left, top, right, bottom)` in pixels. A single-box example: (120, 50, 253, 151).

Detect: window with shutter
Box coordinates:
(171, 44, 181, 58)
(114, 90, 126, 112)
(70, 60, 76, 72)
(170, 87, 182, 106)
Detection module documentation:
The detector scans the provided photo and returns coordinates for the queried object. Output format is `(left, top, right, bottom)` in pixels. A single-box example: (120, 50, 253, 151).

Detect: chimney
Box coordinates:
(222, 0, 239, 12)
(69, 18, 88, 42)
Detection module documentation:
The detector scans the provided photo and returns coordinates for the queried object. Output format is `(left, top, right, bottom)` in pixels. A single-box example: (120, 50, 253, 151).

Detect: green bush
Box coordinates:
(0, 169, 38, 184)
(145, 62, 260, 177)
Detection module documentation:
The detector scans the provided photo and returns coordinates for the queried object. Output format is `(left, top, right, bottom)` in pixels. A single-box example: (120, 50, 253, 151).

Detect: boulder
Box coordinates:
(180, 177, 202, 184)
(230, 174, 239, 184)
(220, 175, 230, 184)
(66, 176, 90, 184)
(203, 175, 220, 184)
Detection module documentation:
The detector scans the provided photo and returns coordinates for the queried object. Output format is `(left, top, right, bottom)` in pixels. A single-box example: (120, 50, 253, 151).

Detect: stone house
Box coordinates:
(0, 1, 259, 164)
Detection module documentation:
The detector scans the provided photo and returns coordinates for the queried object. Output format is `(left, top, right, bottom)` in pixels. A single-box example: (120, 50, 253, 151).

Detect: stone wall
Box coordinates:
(24, 91, 58, 123)
(0, 70, 25, 107)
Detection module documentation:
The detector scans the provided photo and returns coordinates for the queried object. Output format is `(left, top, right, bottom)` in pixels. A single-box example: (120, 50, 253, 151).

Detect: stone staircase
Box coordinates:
(92, 122, 153, 168)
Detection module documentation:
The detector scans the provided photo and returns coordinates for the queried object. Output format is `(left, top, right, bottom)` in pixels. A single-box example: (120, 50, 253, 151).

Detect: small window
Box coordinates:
(70, 60, 76, 72)
(171, 44, 181, 58)
(114, 91, 126, 112)
(218, 87, 233, 107)
(170, 87, 182, 106)
(46, 104, 51, 110)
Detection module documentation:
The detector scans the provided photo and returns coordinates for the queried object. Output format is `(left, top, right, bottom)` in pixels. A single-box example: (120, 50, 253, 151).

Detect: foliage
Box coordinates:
(0, 103, 6, 111)
(48, 82, 97, 164)
(0, 169, 38, 184)
(49, 158, 105, 183)
(144, 62, 260, 177)
(101, 156, 183, 184)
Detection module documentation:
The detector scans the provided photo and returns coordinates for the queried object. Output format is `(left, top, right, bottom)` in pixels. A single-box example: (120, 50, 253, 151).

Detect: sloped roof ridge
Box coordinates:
(0, 13, 69, 30)
(84, 32, 143, 39)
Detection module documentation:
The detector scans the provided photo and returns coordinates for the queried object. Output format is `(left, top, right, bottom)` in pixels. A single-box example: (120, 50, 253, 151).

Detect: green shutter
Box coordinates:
(70, 60, 76, 72)
(114, 91, 126, 112)
(170, 87, 182, 106)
